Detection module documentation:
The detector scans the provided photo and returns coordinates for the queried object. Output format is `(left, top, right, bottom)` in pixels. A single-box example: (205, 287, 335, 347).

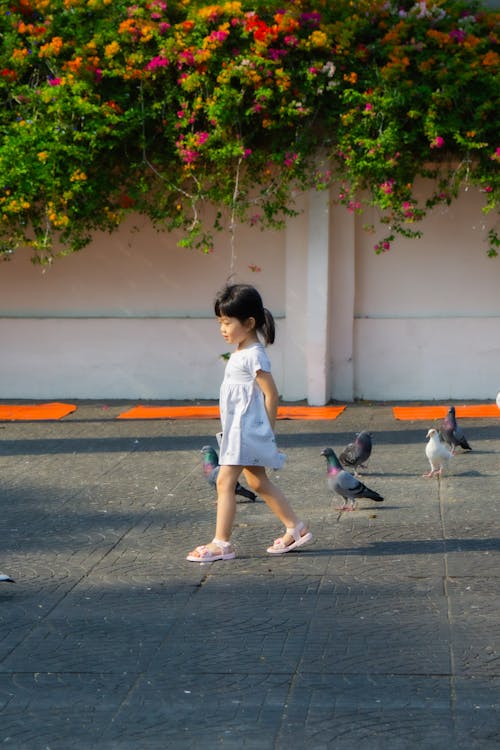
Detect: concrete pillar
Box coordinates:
(329, 200, 355, 401)
(283, 193, 308, 401)
(306, 188, 330, 405)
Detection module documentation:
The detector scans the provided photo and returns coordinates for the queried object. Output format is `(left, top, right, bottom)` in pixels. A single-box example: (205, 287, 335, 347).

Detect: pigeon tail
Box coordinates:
(235, 484, 257, 502)
(361, 487, 384, 502)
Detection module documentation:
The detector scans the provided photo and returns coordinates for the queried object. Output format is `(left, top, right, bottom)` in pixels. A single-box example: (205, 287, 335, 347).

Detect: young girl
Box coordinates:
(187, 283, 313, 562)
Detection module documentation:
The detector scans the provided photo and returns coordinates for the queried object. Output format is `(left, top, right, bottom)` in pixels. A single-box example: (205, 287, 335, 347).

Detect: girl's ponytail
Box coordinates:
(262, 308, 275, 346)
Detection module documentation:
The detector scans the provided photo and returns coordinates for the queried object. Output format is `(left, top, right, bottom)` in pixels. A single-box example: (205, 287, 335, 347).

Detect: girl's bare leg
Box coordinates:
(214, 465, 242, 542)
(187, 464, 242, 558)
(243, 466, 309, 545)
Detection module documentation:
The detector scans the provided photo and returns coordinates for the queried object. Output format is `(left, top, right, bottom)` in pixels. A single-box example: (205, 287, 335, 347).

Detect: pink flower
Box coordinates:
(48, 77, 61, 86)
(491, 147, 500, 162)
(209, 30, 229, 42)
(348, 200, 361, 213)
(380, 180, 394, 195)
(449, 29, 466, 43)
(146, 56, 168, 71)
(364, 102, 373, 111)
(181, 149, 198, 164)
(402, 201, 415, 219)
(374, 240, 391, 252)
(284, 152, 298, 167)
(431, 136, 445, 149)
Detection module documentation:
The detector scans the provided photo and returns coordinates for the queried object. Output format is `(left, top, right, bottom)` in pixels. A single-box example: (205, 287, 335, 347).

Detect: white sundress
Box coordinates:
(218, 343, 286, 470)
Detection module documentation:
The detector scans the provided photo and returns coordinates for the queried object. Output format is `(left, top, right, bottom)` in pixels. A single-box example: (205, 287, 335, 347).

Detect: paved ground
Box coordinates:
(0, 401, 499, 749)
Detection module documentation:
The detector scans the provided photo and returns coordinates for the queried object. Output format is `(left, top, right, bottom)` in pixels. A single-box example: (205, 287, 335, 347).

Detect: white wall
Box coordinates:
(348, 182, 500, 400)
(0, 183, 498, 402)
(0, 213, 286, 399)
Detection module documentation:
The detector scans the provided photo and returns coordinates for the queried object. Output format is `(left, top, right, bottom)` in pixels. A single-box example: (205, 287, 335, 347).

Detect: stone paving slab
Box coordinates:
(0, 402, 499, 748)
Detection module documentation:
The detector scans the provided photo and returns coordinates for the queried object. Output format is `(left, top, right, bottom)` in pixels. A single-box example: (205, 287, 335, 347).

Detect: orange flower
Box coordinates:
(482, 50, 499, 67)
(343, 72, 357, 84)
(39, 36, 64, 57)
(64, 57, 83, 73)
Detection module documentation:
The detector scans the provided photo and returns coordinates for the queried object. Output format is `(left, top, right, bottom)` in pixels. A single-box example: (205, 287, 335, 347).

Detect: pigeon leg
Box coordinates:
(422, 470, 437, 478)
(336, 500, 356, 511)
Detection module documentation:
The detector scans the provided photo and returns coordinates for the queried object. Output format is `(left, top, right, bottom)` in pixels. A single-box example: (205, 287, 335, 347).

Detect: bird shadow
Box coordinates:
(356, 471, 418, 478)
(332, 504, 403, 513)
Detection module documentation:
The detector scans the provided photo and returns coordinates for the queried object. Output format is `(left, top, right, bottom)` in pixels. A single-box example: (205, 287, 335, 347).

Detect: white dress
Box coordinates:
(218, 343, 286, 469)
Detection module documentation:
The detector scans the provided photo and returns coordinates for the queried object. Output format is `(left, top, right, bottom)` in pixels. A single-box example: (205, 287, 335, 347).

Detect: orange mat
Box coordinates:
(118, 405, 220, 420)
(393, 404, 499, 421)
(0, 402, 77, 421)
(277, 405, 345, 420)
(118, 404, 346, 420)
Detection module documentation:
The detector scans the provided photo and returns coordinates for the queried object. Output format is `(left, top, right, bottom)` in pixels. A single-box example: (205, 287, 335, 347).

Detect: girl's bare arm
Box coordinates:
(255, 370, 279, 428)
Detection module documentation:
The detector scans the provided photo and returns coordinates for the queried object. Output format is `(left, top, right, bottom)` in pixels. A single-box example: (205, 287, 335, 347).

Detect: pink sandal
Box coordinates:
(186, 538, 236, 563)
(267, 522, 313, 555)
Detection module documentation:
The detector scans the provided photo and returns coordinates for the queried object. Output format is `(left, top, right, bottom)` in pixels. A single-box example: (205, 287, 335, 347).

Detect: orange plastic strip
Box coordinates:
(0, 402, 76, 421)
(118, 405, 220, 420)
(118, 404, 346, 420)
(277, 405, 346, 420)
(393, 404, 499, 421)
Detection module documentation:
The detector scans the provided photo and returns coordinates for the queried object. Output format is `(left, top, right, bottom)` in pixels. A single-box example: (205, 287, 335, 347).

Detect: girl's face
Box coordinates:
(218, 315, 256, 348)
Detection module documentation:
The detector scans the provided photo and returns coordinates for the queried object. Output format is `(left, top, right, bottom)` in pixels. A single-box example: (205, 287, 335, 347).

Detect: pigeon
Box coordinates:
(339, 430, 372, 475)
(201, 445, 257, 502)
(321, 447, 384, 511)
(0, 573, 14, 583)
(423, 428, 453, 478)
(440, 406, 472, 453)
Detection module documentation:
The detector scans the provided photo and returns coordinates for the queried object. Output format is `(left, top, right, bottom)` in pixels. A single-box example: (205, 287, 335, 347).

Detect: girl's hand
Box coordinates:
(255, 370, 279, 428)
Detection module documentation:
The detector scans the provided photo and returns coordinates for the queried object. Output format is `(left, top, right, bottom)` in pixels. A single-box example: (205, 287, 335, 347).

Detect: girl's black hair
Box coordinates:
(214, 284, 275, 345)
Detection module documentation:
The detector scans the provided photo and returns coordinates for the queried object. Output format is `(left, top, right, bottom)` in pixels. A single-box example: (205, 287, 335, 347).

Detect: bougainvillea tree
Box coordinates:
(0, 0, 498, 261)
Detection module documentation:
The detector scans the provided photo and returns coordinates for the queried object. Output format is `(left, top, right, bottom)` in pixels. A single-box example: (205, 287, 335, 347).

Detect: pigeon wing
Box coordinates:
(339, 442, 357, 467)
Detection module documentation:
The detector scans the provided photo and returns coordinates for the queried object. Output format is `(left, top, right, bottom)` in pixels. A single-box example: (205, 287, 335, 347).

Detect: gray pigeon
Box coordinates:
(339, 430, 372, 475)
(201, 445, 257, 502)
(0, 573, 14, 583)
(423, 428, 453, 478)
(321, 447, 384, 511)
(440, 406, 472, 453)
